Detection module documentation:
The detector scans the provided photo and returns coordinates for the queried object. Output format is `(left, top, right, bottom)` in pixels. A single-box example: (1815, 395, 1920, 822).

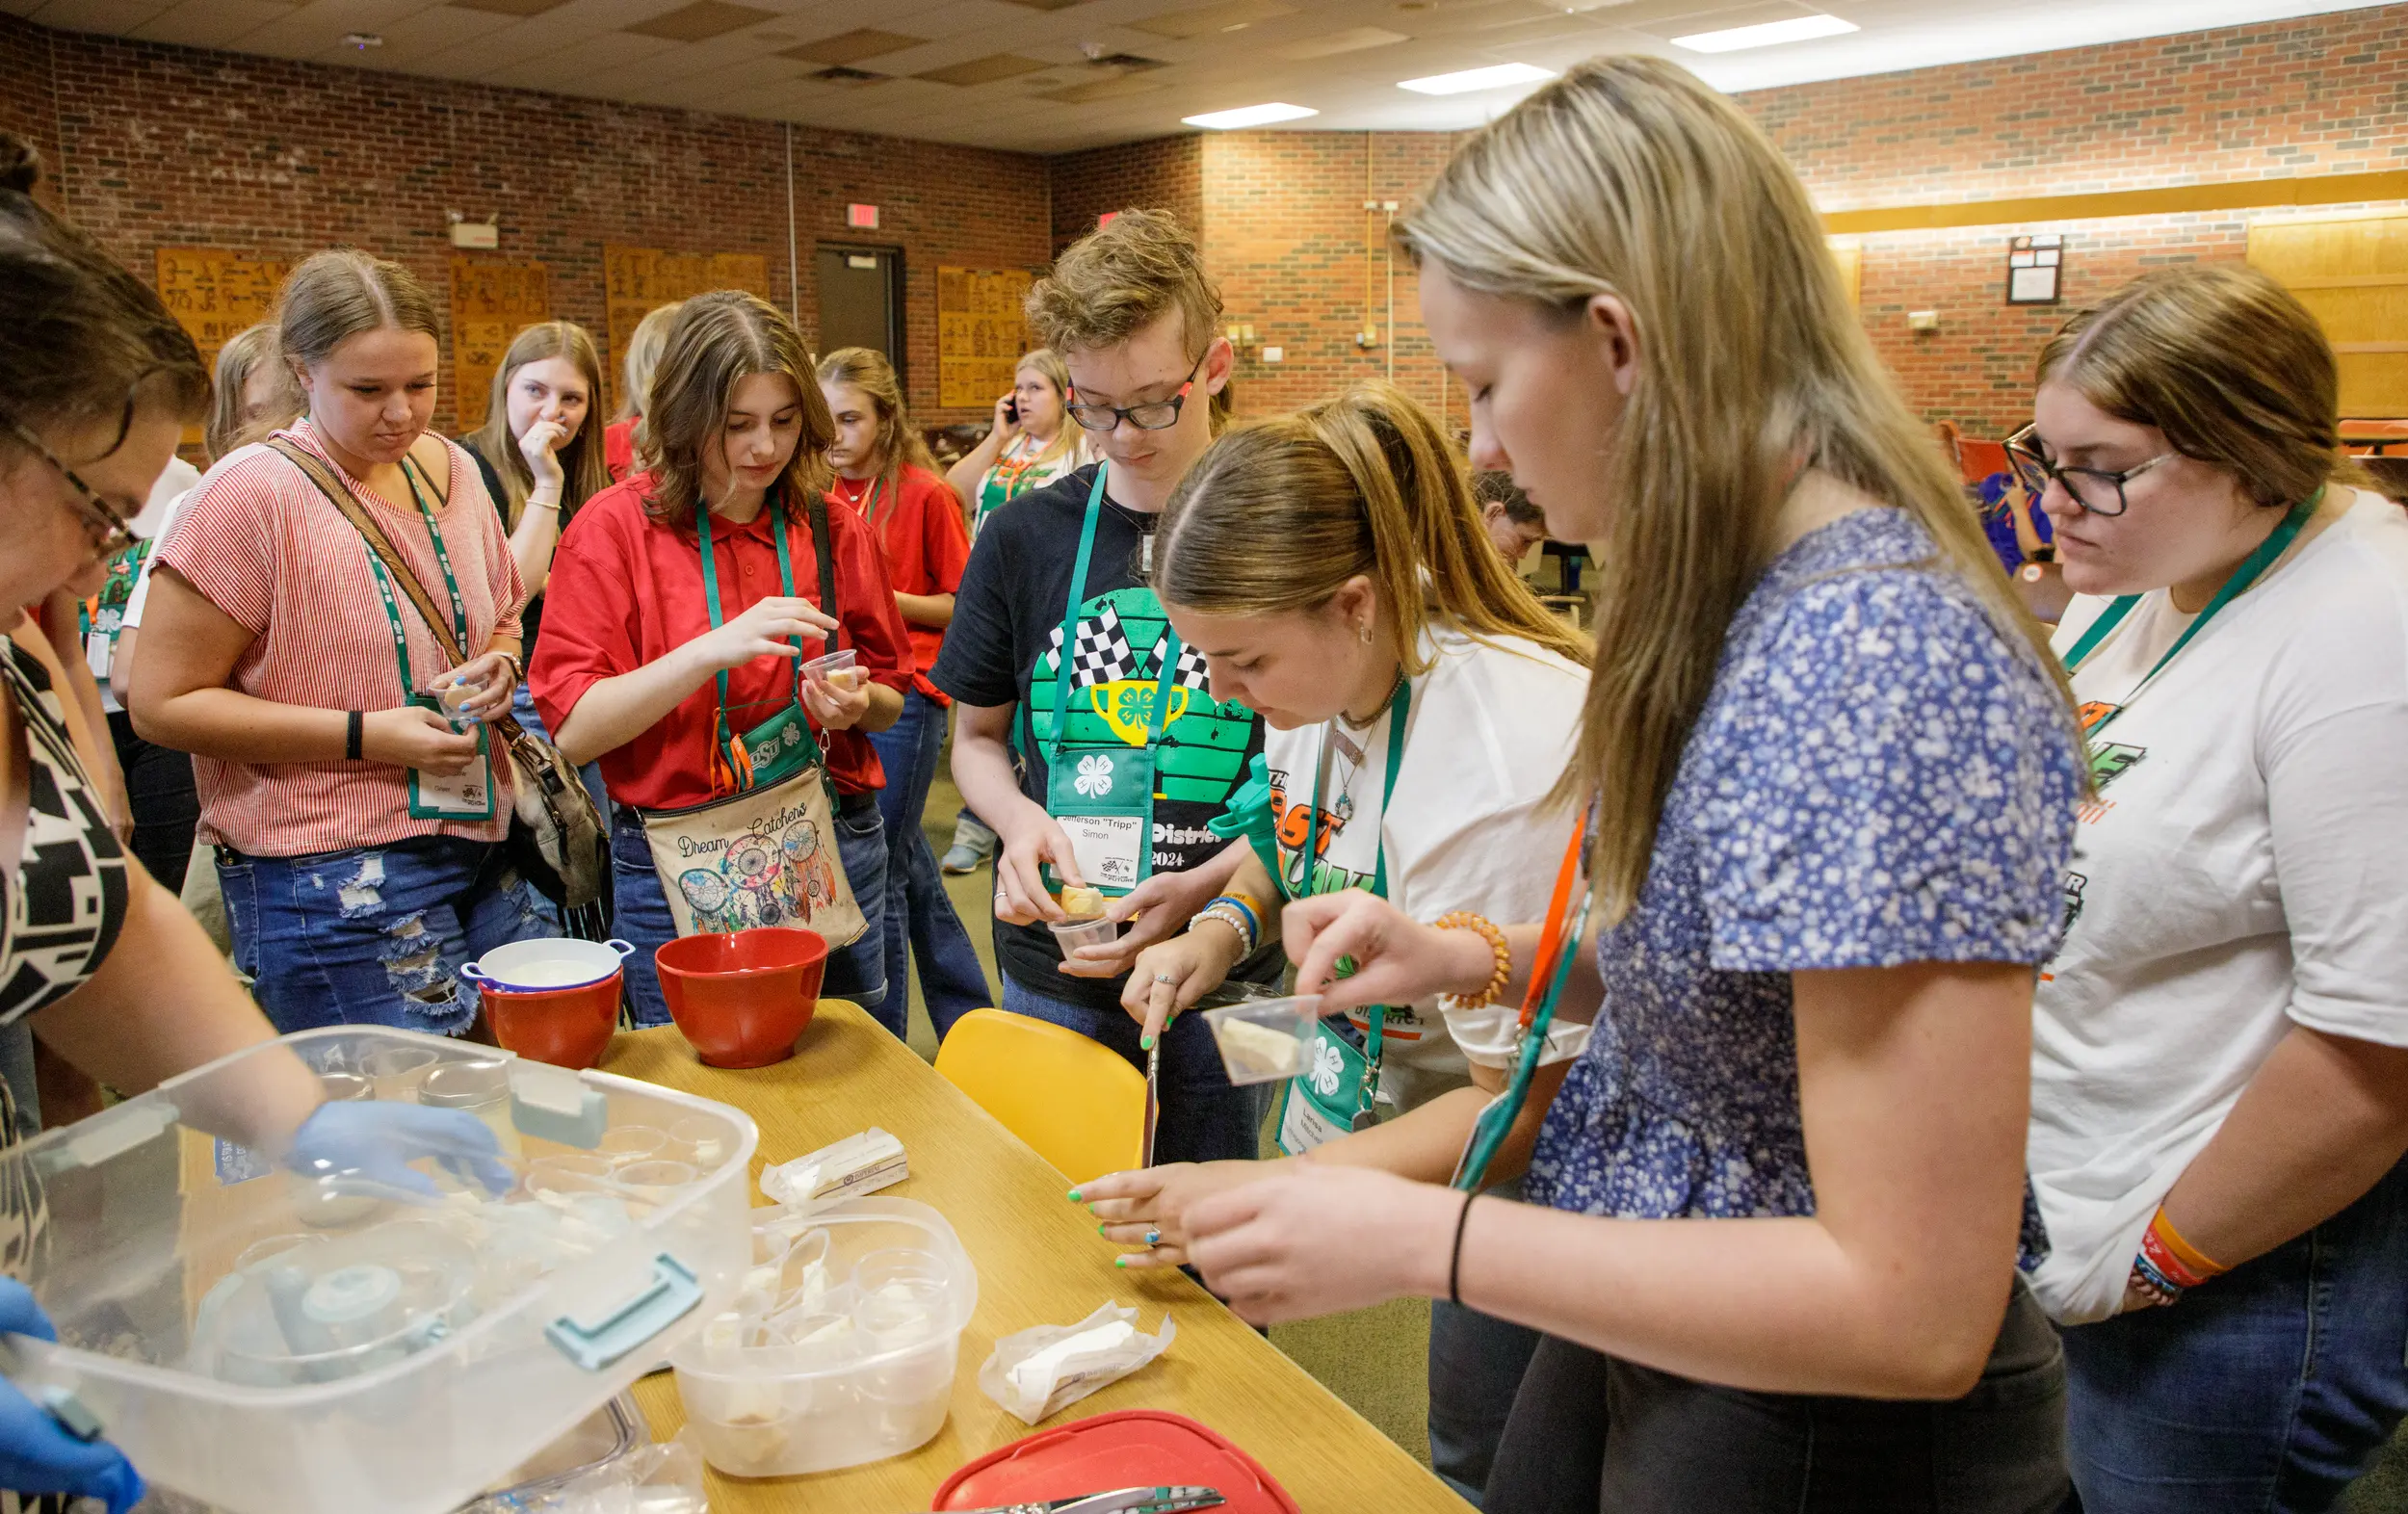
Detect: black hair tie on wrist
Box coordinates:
(1449, 1191, 1478, 1307)
(346, 710, 363, 762)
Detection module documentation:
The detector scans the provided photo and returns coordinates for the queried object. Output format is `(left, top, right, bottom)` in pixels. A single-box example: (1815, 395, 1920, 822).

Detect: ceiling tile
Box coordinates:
(1273, 24, 1408, 58)
(780, 25, 922, 63)
(913, 51, 1048, 84)
(1036, 71, 1165, 102)
(1129, 0, 1295, 39)
(620, 0, 772, 41)
(449, 0, 570, 18)
(130, 0, 299, 47)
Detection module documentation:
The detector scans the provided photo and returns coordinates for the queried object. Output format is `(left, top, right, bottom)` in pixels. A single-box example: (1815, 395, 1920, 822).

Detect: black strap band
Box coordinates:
(1449, 1191, 1478, 1307)
(345, 710, 364, 762)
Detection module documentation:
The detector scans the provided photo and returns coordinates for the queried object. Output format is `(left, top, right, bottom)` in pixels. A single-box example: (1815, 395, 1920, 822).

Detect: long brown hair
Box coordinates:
(641, 291, 833, 523)
(467, 320, 612, 527)
(206, 322, 304, 462)
(815, 346, 936, 491)
(2037, 265, 2367, 509)
(1157, 380, 1590, 675)
(1397, 57, 2071, 921)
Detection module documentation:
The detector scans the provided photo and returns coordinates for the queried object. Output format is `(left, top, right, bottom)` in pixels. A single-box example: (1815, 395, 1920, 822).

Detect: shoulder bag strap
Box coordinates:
(807, 488, 841, 656)
(266, 436, 470, 669)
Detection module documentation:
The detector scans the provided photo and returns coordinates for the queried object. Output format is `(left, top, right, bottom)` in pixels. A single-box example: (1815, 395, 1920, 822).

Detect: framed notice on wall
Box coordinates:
(937, 267, 1035, 409)
(2006, 234, 2064, 305)
(450, 259, 549, 421)
(603, 248, 771, 414)
(156, 248, 290, 444)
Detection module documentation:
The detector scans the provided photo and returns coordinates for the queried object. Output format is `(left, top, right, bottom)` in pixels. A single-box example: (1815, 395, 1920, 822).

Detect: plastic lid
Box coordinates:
(932, 1411, 1300, 1514)
(418, 1061, 510, 1109)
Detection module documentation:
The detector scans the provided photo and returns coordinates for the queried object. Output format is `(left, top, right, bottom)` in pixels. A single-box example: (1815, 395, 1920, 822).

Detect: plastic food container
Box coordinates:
(655, 928, 826, 1068)
(800, 647, 860, 691)
(670, 1197, 978, 1477)
(1200, 995, 1322, 1084)
(0, 1028, 757, 1514)
(1048, 915, 1120, 955)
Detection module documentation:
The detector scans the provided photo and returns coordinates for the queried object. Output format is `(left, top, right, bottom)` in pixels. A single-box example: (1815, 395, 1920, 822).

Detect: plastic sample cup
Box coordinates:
(1199, 994, 1323, 1085)
(363, 1045, 440, 1103)
(800, 648, 859, 692)
(1047, 916, 1120, 955)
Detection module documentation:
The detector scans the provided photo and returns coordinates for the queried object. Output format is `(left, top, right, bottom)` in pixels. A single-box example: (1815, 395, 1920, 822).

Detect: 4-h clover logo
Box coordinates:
(1074, 753, 1115, 797)
(1309, 1038, 1345, 1098)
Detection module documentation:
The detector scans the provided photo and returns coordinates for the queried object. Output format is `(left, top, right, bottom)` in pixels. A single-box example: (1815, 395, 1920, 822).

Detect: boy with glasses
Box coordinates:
(932, 210, 1273, 1163)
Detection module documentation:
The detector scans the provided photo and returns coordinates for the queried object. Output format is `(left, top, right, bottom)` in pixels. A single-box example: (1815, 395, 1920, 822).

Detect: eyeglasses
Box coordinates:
(1, 409, 140, 557)
(2003, 423, 2177, 518)
(1065, 349, 1210, 433)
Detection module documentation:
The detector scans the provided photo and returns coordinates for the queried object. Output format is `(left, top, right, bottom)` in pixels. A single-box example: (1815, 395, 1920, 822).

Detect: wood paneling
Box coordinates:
(2249, 211, 2408, 418)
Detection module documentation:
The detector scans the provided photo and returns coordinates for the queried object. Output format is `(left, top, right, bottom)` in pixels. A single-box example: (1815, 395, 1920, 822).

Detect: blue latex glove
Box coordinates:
(286, 1101, 513, 1201)
(0, 1281, 144, 1514)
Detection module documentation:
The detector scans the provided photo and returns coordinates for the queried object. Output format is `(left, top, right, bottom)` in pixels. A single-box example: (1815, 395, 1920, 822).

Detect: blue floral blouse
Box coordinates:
(1524, 509, 2080, 1266)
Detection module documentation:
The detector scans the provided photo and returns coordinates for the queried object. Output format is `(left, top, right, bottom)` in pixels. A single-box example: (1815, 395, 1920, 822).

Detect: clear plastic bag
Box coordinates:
(491, 1433, 707, 1514)
(977, 1303, 1174, 1425)
(757, 1129, 907, 1213)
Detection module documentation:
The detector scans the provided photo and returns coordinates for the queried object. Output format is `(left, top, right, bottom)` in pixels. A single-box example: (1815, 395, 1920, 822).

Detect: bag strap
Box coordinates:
(806, 487, 841, 655)
(267, 436, 471, 669)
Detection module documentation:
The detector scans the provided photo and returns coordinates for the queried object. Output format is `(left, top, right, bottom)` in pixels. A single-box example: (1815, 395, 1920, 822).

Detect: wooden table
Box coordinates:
(607, 1009, 1472, 1512)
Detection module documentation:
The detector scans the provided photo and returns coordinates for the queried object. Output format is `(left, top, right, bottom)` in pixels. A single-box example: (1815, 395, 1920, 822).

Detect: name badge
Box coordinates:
(406, 695, 497, 821)
(1060, 813, 1143, 893)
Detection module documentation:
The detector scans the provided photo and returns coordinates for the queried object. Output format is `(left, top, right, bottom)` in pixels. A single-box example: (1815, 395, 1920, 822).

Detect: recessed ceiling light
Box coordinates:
(1182, 101, 1319, 129)
(1671, 13, 1857, 53)
(341, 31, 382, 46)
(1397, 62, 1553, 94)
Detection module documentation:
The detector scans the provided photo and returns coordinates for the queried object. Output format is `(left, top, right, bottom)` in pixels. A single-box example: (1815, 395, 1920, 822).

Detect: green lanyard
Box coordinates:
(1301, 677, 1413, 1126)
(2060, 489, 2320, 737)
(696, 495, 806, 750)
(1044, 464, 1183, 758)
(361, 457, 471, 693)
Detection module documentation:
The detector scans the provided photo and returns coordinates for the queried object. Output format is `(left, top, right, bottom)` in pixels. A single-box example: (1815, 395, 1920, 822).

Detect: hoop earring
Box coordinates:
(1357, 622, 1372, 645)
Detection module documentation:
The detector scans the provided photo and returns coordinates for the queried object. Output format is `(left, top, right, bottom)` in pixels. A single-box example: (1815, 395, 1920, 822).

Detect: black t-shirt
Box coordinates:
(930, 464, 1277, 1011)
(460, 437, 543, 653)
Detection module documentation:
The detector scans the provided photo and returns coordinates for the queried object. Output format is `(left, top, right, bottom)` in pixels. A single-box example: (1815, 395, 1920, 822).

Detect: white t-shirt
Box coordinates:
(1263, 626, 1585, 1113)
(2026, 489, 2408, 1323)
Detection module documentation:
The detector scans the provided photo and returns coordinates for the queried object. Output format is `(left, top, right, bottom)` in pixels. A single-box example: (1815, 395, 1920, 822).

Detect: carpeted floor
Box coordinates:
(908, 765, 2408, 1505)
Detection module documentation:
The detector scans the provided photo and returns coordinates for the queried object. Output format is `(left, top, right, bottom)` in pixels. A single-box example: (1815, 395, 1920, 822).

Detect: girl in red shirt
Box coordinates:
(534, 297, 913, 1029)
(818, 348, 988, 1039)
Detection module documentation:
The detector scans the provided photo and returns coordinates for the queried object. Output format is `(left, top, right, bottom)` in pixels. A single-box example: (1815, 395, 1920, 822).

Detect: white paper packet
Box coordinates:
(977, 1303, 1175, 1425)
(1439, 1002, 1592, 1071)
(758, 1128, 907, 1212)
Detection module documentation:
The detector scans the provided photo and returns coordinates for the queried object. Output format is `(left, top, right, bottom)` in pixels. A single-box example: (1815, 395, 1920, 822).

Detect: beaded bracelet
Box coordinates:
(1206, 893, 1262, 945)
(1433, 911, 1512, 1006)
(1192, 901, 1258, 956)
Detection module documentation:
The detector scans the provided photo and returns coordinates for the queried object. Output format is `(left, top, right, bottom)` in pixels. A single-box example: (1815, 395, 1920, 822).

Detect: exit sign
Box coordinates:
(847, 203, 879, 229)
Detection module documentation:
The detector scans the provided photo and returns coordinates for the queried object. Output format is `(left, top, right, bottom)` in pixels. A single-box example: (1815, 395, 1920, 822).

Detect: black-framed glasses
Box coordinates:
(1065, 348, 1209, 433)
(2003, 423, 2177, 518)
(1, 409, 141, 557)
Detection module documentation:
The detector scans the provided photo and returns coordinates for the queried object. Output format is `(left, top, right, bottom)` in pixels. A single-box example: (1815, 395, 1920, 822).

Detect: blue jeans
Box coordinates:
(2062, 1155, 2408, 1513)
(1429, 1176, 1545, 1507)
(865, 689, 991, 1041)
(609, 794, 891, 1031)
(218, 835, 549, 1035)
(998, 976, 1266, 1166)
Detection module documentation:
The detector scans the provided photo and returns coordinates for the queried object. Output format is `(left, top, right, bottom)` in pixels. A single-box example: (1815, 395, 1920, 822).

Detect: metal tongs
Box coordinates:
(944, 1485, 1224, 1514)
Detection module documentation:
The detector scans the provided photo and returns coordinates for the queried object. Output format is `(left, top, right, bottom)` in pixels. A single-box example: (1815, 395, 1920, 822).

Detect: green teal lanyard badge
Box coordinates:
(370, 464, 494, 822)
(1040, 465, 1182, 898)
(1451, 810, 1593, 1193)
(697, 498, 829, 794)
(1274, 681, 1412, 1157)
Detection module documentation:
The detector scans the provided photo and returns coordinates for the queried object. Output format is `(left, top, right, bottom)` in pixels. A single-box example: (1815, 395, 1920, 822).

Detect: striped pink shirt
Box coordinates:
(159, 420, 526, 857)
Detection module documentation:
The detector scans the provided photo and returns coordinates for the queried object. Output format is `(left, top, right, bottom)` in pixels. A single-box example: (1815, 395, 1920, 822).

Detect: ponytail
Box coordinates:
(1155, 379, 1587, 674)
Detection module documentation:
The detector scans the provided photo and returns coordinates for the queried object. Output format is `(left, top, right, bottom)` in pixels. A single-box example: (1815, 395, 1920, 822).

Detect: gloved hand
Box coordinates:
(0, 1281, 144, 1514)
(286, 1101, 513, 1201)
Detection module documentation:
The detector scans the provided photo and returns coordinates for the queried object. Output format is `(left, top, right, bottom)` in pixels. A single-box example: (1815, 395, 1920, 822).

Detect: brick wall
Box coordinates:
(1049, 134, 1202, 254)
(0, 15, 61, 212)
(3, 19, 1050, 431)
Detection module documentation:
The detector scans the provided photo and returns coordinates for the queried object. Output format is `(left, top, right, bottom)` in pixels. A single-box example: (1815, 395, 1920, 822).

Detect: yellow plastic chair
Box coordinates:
(932, 1008, 1145, 1184)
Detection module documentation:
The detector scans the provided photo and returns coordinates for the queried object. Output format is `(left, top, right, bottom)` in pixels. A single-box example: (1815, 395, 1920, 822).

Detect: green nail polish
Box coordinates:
(1097, 1222, 1107, 1236)
(1113, 1255, 1129, 1267)
(1065, 1188, 1082, 1202)
(1139, 1033, 1156, 1051)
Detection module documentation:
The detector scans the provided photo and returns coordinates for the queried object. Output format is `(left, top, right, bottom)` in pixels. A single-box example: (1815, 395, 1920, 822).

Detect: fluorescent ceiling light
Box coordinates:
(1182, 101, 1319, 128)
(1397, 62, 1555, 95)
(1672, 13, 1858, 53)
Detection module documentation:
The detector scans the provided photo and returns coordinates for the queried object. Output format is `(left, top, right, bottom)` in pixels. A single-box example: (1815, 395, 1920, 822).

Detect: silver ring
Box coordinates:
(1153, 973, 1179, 984)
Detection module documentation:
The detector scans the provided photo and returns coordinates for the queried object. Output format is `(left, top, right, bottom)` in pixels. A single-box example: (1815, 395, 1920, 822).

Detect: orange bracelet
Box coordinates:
(1435, 911, 1512, 1006)
(2146, 1208, 2227, 1287)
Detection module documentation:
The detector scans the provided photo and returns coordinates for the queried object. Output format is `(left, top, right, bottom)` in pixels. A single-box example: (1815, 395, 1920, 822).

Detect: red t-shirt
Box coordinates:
(602, 419, 637, 483)
(530, 473, 912, 807)
(830, 466, 970, 707)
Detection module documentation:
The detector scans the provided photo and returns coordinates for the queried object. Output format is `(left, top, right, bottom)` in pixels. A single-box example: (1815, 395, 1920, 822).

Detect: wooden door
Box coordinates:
(2248, 211, 2408, 417)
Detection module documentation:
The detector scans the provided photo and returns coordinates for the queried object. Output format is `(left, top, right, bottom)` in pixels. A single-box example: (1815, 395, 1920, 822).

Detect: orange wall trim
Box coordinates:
(1825, 171, 2408, 236)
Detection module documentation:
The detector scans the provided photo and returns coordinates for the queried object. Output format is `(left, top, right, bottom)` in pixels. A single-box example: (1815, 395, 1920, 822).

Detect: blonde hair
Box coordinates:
(815, 346, 937, 490)
(206, 322, 303, 462)
(1397, 56, 2072, 922)
(641, 291, 833, 524)
(2037, 265, 2366, 510)
(1027, 209, 1222, 365)
(467, 320, 611, 528)
(277, 248, 440, 372)
(1159, 380, 1589, 677)
(617, 300, 682, 423)
(1014, 348, 1079, 471)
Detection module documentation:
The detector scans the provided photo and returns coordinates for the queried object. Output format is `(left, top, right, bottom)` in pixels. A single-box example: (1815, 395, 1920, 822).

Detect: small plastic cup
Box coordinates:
(1200, 994, 1323, 1084)
(614, 1159, 701, 1208)
(524, 1153, 617, 1202)
(801, 648, 859, 692)
(318, 1072, 374, 1104)
(1048, 915, 1120, 955)
(596, 1125, 668, 1167)
(667, 1115, 730, 1170)
(426, 671, 487, 732)
(362, 1045, 440, 1102)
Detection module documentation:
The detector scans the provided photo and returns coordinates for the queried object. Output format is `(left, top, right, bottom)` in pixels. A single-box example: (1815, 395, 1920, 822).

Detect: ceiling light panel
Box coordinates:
(1672, 12, 1857, 51)
(1397, 60, 1552, 92)
(1182, 100, 1317, 127)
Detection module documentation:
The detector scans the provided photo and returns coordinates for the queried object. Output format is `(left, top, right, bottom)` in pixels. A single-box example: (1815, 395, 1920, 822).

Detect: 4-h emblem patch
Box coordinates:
(1074, 752, 1115, 797)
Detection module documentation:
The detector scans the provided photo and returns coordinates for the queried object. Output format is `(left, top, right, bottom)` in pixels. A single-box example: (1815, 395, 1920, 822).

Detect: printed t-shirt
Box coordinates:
(603, 418, 638, 483)
(86, 457, 200, 714)
(929, 464, 1270, 1013)
(530, 472, 913, 808)
(2026, 489, 2408, 1324)
(832, 465, 969, 705)
(156, 420, 525, 856)
(974, 431, 1086, 537)
(1262, 627, 1584, 1112)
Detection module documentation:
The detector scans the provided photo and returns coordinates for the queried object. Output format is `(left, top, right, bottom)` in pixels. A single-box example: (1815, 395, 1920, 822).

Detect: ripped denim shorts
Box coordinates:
(216, 836, 549, 1036)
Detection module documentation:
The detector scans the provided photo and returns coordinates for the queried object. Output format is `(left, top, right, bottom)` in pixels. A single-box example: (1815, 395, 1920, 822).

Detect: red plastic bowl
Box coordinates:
(654, 928, 827, 1069)
(933, 1411, 1300, 1514)
(480, 972, 621, 1071)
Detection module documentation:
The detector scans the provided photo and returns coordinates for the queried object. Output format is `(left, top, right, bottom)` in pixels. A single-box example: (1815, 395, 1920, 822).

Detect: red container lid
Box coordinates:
(931, 1411, 1299, 1514)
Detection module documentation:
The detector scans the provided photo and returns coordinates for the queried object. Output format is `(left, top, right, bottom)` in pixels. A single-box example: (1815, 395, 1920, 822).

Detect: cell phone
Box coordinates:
(1003, 397, 1019, 425)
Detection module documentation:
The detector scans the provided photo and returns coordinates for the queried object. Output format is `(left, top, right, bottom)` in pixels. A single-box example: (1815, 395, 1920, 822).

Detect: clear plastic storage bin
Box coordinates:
(0, 1028, 755, 1514)
(670, 1197, 978, 1476)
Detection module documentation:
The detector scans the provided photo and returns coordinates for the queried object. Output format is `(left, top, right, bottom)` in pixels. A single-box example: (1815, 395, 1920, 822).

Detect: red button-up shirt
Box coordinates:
(830, 464, 970, 707)
(531, 474, 911, 808)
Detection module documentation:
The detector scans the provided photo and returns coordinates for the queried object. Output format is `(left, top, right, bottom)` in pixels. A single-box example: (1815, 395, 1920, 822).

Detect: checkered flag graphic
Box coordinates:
(1066, 604, 1138, 689)
(1168, 640, 1212, 692)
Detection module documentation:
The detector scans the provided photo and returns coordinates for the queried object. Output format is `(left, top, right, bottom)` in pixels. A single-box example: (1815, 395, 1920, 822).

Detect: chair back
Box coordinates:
(932, 1008, 1146, 1183)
